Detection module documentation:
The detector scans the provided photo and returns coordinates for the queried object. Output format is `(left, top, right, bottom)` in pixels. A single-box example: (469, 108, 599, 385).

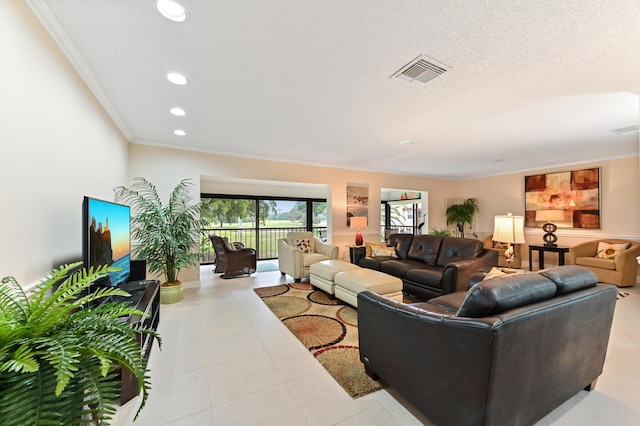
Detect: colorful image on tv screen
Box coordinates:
(87, 198, 131, 286)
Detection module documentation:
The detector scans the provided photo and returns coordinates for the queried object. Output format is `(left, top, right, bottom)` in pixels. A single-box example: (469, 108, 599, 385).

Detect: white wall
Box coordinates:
(0, 0, 129, 286)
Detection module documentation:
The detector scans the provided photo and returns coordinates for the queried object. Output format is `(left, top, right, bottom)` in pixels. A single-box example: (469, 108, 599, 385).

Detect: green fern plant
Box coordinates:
(0, 262, 161, 425)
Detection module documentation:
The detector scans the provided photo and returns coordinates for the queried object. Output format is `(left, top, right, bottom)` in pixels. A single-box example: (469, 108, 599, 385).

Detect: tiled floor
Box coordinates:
(113, 264, 640, 425)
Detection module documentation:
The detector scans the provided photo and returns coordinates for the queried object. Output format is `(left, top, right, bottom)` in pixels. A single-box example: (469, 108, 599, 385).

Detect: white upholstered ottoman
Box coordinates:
(309, 259, 361, 295)
(334, 268, 403, 307)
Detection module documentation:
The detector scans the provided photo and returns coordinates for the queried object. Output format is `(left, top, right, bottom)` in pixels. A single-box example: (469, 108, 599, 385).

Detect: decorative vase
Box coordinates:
(160, 281, 183, 304)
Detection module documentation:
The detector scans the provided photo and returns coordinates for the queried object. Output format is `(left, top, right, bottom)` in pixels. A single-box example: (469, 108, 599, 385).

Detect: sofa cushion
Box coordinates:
(406, 266, 444, 289)
(456, 273, 557, 318)
(575, 256, 616, 271)
(436, 238, 483, 267)
(380, 259, 427, 278)
(358, 256, 390, 270)
(406, 235, 443, 265)
(387, 234, 414, 260)
(302, 253, 329, 267)
(595, 242, 630, 260)
(365, 242, 387, 257)
(539, 265, 598, 295)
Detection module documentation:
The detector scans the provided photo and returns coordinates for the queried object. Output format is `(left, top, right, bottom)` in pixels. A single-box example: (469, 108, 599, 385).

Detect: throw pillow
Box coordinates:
(222, 237, 236, 251)
(365, 242, 387, 257)
(371, 246, 397, 257)
(482, 267, 508, 281)
(595, 242, 630, 260)
(294, 238, 312, 253)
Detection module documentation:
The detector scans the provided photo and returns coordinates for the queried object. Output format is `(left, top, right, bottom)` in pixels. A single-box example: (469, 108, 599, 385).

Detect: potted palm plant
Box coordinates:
(0, 263, 159, 425)
(446, 197, 479, 238)
(114, 178, 203, 304)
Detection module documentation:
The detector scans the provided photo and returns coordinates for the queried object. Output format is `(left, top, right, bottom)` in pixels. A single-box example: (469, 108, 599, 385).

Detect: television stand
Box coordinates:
(119, 279, 160, 404)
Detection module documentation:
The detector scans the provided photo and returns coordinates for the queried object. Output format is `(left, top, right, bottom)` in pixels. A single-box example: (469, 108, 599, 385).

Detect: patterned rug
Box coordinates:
(253, 283, 385, 398)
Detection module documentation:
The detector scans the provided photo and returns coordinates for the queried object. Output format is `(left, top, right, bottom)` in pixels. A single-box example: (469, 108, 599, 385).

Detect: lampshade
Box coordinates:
(493, 213, 525, 244)
(535, 210, 564, 222)
(350, 216, 367, 230)
(350, 217, 367, 246)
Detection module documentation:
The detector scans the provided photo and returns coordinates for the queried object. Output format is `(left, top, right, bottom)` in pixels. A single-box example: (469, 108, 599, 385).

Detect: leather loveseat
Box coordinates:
(357, 265, 617, 426)
(358, 233, 498, 300)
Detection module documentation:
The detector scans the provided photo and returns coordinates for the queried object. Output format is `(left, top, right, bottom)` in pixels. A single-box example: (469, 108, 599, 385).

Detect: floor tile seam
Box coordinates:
(157, 407, 214, 426)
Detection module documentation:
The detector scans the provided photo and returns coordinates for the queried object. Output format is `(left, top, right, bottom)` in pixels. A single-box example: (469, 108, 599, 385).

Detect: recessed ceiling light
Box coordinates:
(174, 129, 186, 136)
(157, 0, 187, 22)
(398, 140, 415, 146)
(167, 72, 188, 85)
(170, 107, 186, 116)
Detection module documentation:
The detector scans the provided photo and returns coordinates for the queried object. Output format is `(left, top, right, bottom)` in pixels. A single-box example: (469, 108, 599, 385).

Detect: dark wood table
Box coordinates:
(528, 244, 570, 271)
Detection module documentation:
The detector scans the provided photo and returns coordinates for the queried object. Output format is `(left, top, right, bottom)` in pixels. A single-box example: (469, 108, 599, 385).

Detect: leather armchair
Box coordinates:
(483, 234, 522, 269)
(569, 238, 640, 287)
(277, 232, 339, 282)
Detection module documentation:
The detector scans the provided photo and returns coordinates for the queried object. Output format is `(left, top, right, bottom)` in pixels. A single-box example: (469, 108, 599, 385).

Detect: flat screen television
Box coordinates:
(82, 196, 131, 288)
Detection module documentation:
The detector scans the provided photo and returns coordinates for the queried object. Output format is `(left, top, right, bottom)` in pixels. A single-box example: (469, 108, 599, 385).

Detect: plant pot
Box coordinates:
(160, 281, 183, 304)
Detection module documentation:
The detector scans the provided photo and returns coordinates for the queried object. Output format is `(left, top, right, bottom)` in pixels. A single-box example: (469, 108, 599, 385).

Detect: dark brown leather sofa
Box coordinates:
(358, 233, 498, 300)
(357, 265, 617, 426)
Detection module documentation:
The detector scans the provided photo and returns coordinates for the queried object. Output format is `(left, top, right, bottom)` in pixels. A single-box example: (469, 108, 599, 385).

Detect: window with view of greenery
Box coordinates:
(200, 196, 327, 261)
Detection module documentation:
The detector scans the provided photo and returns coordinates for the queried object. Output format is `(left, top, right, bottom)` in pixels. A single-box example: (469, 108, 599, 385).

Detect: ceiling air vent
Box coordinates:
(391, 55, 451, 87)
(611, 124, 639, 135)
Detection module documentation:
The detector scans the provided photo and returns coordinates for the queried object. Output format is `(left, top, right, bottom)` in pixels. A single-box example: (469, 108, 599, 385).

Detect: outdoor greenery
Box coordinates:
(201, 199, 327, 228)
(114, 177, 204, 284)
(0, 263, 159, 425)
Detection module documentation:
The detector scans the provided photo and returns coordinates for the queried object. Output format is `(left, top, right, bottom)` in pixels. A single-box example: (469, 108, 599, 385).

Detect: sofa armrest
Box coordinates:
(441, 249, 499, 294)
(568, 241, 599, 263)
(277, 239, 303, 277)
(615, 243, 640, 283)
(314, 238, 339, 259)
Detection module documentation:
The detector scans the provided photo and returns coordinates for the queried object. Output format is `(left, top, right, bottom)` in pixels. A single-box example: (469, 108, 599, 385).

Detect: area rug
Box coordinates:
(253, 283, 385, 398)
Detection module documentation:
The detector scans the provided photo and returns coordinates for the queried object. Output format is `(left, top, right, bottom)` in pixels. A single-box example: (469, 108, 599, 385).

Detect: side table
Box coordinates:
(347, 245, 366, 264)
(528, 244, 570, 271)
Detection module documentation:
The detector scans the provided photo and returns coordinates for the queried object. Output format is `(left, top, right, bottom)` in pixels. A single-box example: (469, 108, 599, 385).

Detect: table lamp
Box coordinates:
(493, 212, 525, 272)
(535, 210, 564, 247)
(350, 216, 367, 246)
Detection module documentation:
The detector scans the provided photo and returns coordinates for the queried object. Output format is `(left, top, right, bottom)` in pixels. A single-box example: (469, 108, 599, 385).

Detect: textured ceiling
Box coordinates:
(28, 0, 640, 179)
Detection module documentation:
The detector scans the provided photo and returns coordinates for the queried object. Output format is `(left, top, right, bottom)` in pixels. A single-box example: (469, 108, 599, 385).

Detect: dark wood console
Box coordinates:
(120, 280, 160, 404)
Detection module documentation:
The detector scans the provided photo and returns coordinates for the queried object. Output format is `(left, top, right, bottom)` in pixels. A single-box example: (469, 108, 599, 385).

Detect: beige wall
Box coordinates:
(1, 0, 129, 286)
(129, 144, 639, 279)
(458, 156, 640, 268)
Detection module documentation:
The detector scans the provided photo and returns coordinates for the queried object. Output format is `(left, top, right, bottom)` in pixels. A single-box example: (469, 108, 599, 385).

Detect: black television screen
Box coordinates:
(82, 197, 131, 287)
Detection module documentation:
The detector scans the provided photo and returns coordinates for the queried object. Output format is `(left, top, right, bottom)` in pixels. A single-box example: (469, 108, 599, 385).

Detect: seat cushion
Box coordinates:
(575, 256, 616, 271)
(380, 259, 427, 278)
(405, 266, 444, 289)
(302, 253, 330, 267)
